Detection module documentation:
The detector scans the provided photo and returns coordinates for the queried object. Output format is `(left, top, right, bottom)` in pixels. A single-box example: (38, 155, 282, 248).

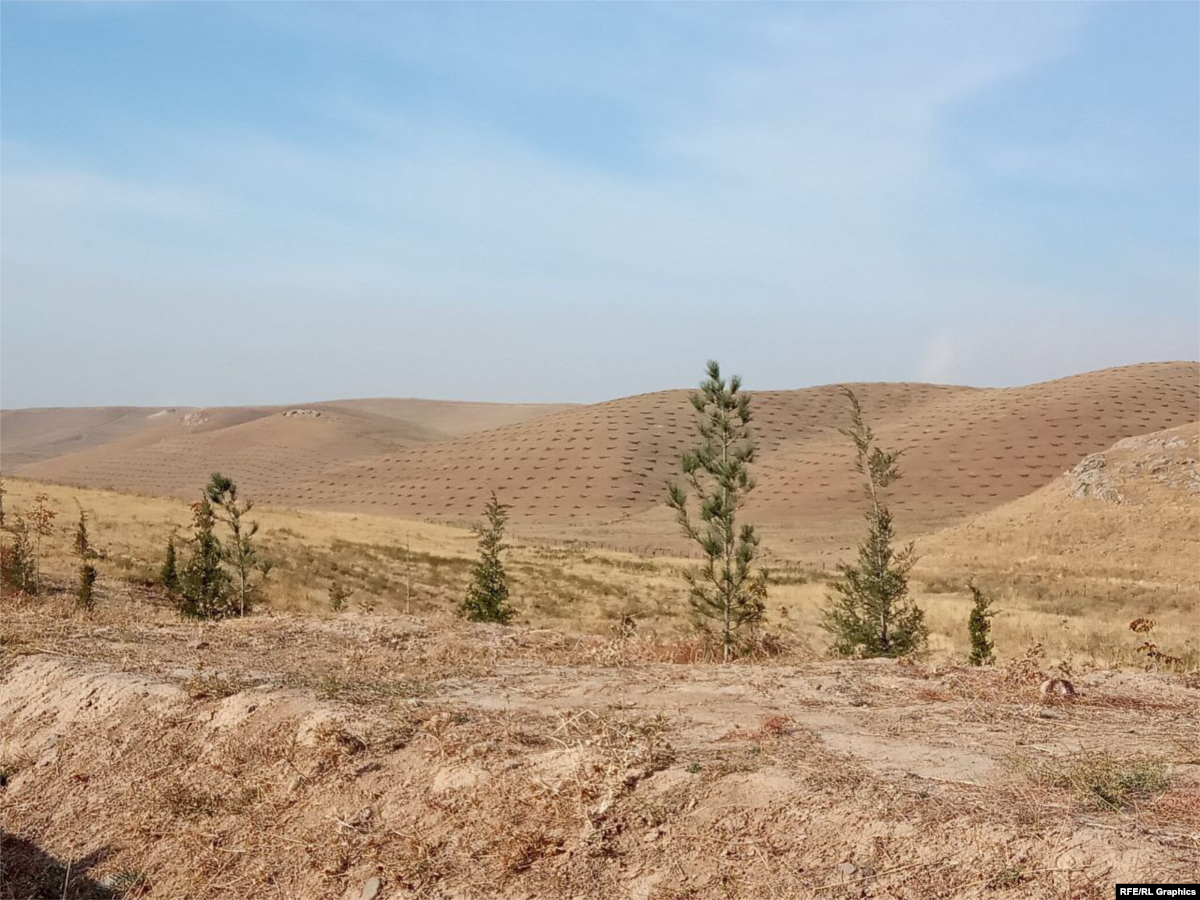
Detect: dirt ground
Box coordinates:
(2, 597, 1196, 900)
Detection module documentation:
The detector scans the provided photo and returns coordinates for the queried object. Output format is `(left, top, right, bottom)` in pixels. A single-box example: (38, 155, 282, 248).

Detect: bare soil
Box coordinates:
(3, 600, 1196, 900)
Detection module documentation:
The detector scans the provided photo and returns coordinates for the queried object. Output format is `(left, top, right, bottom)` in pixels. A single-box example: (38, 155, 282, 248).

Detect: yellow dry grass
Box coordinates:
(3, 474, 1193, 670)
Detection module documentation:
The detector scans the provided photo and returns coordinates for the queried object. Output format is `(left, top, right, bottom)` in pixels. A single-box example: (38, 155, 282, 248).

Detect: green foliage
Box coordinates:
(178, 497, 235, 619)
(461, 491, 514, 623)
(206, 472, 270, 616)
(73, 507, 98, 610)
(160, 535, 180, 594)
(1, 516, 35, 596)
(666, 360, 767, 661)
(967, 584, 996, 666)
(822, 388, 928, 658)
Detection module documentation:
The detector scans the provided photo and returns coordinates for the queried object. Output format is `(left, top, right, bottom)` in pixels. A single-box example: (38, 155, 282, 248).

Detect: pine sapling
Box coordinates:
(666, 360, 767, 661)
(26, 493, 57, 595)
(206, 473, 270, 616)
(822, 388, 928, 658)
(1, 516, 35, 595)
(462, 492, 514, 623)
(73, 507, 99, 610)
(160, 535, 180, 594)
(179, 497, 234, 619)
(967, 584, 996, 666)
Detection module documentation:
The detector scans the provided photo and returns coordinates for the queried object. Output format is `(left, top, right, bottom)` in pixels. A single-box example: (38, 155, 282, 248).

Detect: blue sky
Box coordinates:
(2, 2, 1197, 408)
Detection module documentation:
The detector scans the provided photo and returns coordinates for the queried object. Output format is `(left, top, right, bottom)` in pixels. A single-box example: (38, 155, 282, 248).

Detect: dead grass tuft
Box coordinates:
(1008, 750, 1170, 811)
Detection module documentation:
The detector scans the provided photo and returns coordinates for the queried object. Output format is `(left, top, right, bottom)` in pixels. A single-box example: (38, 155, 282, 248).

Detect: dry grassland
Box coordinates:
(2, 463, 1194, 671)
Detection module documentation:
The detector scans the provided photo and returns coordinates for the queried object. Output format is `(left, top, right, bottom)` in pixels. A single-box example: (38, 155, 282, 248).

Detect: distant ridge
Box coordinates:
(5, 362, 1196, 547)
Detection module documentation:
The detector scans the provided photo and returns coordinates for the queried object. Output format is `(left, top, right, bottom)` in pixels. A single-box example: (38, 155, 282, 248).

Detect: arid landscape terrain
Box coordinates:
(6, 3, 1198, 897)
(5, 361, 1197, 561)
(1, 361, 1197, 899)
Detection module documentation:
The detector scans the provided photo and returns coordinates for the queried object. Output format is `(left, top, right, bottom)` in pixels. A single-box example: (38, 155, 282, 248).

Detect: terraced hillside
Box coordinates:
(6, 363, 1197, 552)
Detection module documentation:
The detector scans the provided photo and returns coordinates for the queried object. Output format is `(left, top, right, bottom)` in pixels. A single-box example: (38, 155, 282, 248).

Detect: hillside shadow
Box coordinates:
(0, 833, 114, 900)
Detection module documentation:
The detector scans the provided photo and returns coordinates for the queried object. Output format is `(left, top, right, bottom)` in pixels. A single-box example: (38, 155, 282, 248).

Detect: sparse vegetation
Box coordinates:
(328, 580, 354, 612)
(160, 535, 180, 595)
(178, 497, 235, 619)
(461, 491, 514, 624)
(667, 360, 767, 661)
(73, 507, 98, 610)
(1129, 617, 1183, 669)
(1011, 750, 1170, 810)
(823, 389, 928, 658)
(206, 473, 270, 616)
(967, 584, 996, 666)
(1, 515, 35, 596)
(26, 492, 58, 595)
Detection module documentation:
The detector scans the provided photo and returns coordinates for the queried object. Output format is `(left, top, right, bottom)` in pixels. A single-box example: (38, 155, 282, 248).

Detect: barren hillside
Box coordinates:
(7, 364, 1197, 555)
(921, 422, 1200, 594)
(2, 605, 1196, 900)
(3, 399, 573, 490)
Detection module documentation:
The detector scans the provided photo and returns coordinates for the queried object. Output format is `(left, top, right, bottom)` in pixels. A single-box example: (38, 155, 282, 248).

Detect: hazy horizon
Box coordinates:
(3, 358, 1196, 414)
(3, 3, 1198, 409)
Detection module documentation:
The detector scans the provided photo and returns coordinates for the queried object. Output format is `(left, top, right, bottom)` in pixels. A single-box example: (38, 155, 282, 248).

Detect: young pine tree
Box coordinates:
(160, 535, 180, 594)
(179, 497, 234, 619)
(26, 493, 58, 596)
(461, 492, 514, 624)
(666, 360, 767, 662)
(206, 473, 270, 617)
(967, 584, 996, 666)
(73, 507, 99, 610)
(822, 389, 928, 658)
(1, 515, 35, 595)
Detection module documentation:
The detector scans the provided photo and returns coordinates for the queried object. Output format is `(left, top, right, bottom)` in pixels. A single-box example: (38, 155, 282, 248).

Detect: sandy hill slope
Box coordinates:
(0, 405, 266, 469)
(265, 361, 1197, 532)
(5, 362, 1196, 543)
(919, 422, 1200, 613)
(2, 399, 573, 495)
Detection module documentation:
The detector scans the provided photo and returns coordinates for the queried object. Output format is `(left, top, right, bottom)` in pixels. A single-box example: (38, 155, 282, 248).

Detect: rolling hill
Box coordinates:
(5, 362, 1196, 555)
(918, 421, 1199, 603)
(1, 399, 573, 494)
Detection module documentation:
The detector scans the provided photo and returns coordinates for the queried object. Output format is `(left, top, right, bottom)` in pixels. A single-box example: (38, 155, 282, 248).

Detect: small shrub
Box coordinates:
(73, 508, 99, 610)
(0, 517, 35, 595)
(26, 493, 58, 595)
(160, 535, 180, 594)
(328, 581, 353, 612)
(178, 498, 235, 620)
(967, 584, 996, 666)
(461, 492, 514, 624)
(1129, 617, 1183, 669)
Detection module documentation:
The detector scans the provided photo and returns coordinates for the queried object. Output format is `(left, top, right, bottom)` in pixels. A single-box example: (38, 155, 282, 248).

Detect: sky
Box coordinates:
(2, 2, 1197, 409)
